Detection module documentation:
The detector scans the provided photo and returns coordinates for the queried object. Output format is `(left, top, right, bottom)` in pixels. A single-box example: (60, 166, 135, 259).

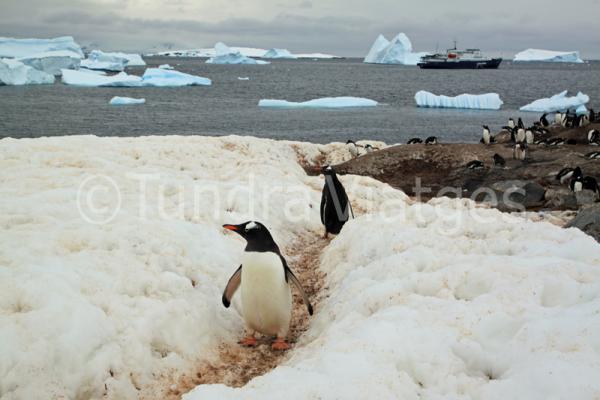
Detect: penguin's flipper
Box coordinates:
(281, 260, 313, 315)
(222, 265, 242, 308)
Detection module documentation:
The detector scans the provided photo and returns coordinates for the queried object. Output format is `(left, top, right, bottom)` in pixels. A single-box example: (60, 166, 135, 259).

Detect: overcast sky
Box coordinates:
(2, 0, 599, 58)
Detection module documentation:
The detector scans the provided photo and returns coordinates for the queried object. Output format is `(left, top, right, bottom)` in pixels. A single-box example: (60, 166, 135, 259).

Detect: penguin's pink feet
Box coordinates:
(271, 338, 290, 351)
(239, 336, 258, 347)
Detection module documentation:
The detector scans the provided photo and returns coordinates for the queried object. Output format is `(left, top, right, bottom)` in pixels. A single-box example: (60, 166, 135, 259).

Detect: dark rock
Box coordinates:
(485, 180, 546, 211)
(575, 190, 599, 206)
(545, 187, 578, 210)
(565, 203, 600, 242)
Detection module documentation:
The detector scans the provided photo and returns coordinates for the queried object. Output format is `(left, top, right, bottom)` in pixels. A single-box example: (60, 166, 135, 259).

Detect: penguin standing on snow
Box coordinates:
(221, 221, 313, 350)
(320, 165, 352, 238)
(346, 140, 360, 158)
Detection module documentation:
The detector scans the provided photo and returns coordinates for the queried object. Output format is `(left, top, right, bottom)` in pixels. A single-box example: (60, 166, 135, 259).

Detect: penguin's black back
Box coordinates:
(320, 170, 350, 234)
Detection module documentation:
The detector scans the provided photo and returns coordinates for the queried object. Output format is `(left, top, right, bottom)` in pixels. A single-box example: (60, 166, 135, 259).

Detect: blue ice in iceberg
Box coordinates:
(109, 96, 146, 105)
(519, 90, 589, 112)
(414, 91, 503, 110)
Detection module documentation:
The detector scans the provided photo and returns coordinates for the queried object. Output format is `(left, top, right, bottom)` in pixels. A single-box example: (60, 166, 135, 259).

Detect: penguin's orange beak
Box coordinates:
(223, 224, 240, 232)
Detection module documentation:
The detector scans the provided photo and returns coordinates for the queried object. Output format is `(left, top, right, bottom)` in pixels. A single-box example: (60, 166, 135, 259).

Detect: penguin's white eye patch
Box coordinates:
(246, 221, 258, 231)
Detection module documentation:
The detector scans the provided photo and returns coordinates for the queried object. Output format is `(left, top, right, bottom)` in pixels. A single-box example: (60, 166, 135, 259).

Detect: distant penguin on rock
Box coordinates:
(346, 140, 360, 158)
(320, 165, 352, 238)
(465, 160, 484, 170)
(540, 113, 550, 127)
(221, 221, 313, 350)
(588, 129, 600, 145)
(525, 129, 534, 144)
(513, 142, 527, 160)
(556, 167, 580, 184)
(425, 136, 438, 145)
(481, 125, 493, 145)
(492, 153, 505, 167)
(590, 108, 596, 123)
(585, 151, 600, 159)
(407, 138, 423, 144)
(364, 144, 374, 153)
(547, 138, 565, 146)
(554, 112, 563, 125)
(508, 118, 515, 129)
(583, 177, 600, 196)
(516, 128, 526, 143)
(569, 168, 584, 192)
(518, 117, 525, 129)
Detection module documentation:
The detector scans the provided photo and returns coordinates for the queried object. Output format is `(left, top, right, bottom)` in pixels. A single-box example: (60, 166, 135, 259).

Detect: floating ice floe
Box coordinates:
(109, 96, 146, 105)
(0, 36, 84, 59)
(0, 58, 55, 85)
(61, 68, 211, 87)
(259, 96, 378, 108)
(415, 90, 503, 110)
(238, 76, 250, 80)
(519, 90, 589, 112)
(17, 50, 81, 76)
(263, 48, 297, 59)
(364, 33, 429, 65)
(206, 42, 270, 65)
(158, 64, 174, 69)
(513, 49, 584, 63)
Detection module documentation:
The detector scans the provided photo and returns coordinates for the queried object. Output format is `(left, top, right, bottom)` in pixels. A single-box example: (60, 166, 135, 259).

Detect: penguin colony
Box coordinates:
(222, 164, 352, 350)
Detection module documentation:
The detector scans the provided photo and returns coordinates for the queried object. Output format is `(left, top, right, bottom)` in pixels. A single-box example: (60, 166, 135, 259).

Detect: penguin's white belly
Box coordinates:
(241, 252, 292, 336)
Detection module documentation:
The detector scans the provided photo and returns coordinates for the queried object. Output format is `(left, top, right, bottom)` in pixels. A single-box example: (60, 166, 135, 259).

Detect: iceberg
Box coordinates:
(0, 58, 55, 85)
(513, 49, 583, 63)
(61, 68, 211, 87)
(263, 48, 297, 59)
(109, 96, 146, 105)
(206, 42, 270, 65)
(140, 68, 211, 86)
(150, 47, 341, 59)
(576, 105, 588, 115)
(158, 64, 174, 69)
(18, 50, 81, 75)
(105, 52, 145, 66)
(519, 90, 589, 112)
(415, 90, 503, 110)
(259, 96, 378, 108)
(81, 50, 128, 71)
(364, 33, 428, 65)
(0, 36, 84, 59)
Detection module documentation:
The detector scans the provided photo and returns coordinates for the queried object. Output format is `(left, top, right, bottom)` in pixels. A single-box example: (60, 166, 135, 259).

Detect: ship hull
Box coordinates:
(417, 58, 502, 69)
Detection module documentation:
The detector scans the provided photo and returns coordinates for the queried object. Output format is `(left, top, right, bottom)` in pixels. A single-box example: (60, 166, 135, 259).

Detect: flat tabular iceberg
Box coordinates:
(513, 49, 583, 63)
(0, 36, 84, 58)
(415, 90, 503, 110)
(81, 50, 128, 72)
(206, 42, 269, 65)
(61, 68, 211, 87)
(0, 58, 55, 85)
(263, 48, 297, 59)
(259, 97, 378, 108)
(18, 50, 81, 75)
(520, 90, 589, 112)
(150, 47, 341, 59)
(364, 33, 428, 65)
(109, 96, 146, 105)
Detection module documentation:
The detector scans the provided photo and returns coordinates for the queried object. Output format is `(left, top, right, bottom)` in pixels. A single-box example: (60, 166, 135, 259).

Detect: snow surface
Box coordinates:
(263, 48, 297, 59)
(0, 36, 84, 59)
(18, 50, 81, 76)
(2, 135, 600, 399)
(259, 97, 378, 108)
(61, 68, 211, 87)
(520, 90, 590, 112)
(364, 33, 428, 65)
(109, 96, 146, 105)
(513, 49, 584, 63)
(415, 90, 504, 110)
(206, 42, 270, 65)
(0, 58, 55, 85)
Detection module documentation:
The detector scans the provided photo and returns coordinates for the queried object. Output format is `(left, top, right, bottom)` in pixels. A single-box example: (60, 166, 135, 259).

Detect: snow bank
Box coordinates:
(18, 50, 81, 75)
(415, 90, 503, 110)
(206, 42, 269, 65)
(364, 33, 428, 65)
(263, 48, 297, 59)
(185, 197, 600, 400)
(0, 36, 84, 59)
(259, 97, 378, 109)
(109, 96, 146, 105)
(520, 90, 589, 112)
(61, 68, 211, 87)
(514, 49, 584, 63)
(0, 58, 55, 85)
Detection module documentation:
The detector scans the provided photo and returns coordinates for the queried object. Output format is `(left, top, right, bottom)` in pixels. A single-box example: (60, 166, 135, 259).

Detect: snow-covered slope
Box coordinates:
(415, 90, 503, 110)
(513, 49, 584, 63)
(0, 58, 55, 85)
(520, 90, 589, 112)
(0, 36, 84, 59)
(364, 33, 428, 65)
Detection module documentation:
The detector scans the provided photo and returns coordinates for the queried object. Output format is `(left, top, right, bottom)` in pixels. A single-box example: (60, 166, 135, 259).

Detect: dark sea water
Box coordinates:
(1, 57, 598, 144)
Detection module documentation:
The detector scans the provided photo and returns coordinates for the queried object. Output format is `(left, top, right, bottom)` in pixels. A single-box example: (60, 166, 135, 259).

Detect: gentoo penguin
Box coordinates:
(590, 109, 596, 123)
(525, 129, 534, 144)
(346, 140, 360, 158)
(508, 118, 515, 129)
(221, 221, 313, 350)
(465, 160, 484, 170)
(492, 153, 505, 167)
(516, 128, 526, 143)
(566, 138, 577, 145)
(556, 167, 579, 184)
(554, 112, 563, 125)
(548, 137, 565, 146)
(425, 136, 438, 145)
(588, 129, 600, 145)
(407, 138, 423, 144)
(320, 165, 352, 238)
(364, 144, 374, 153)
(583, 176, 600, 196)
(534, 138, 547, 145)
(585, 151, 600, 159)
(540, 113, 550, 127)
(481, 125, 493, 145)
(517, 117, 525, 129)
(569, 170, 584, 192)
(513, 142, 527, 160)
